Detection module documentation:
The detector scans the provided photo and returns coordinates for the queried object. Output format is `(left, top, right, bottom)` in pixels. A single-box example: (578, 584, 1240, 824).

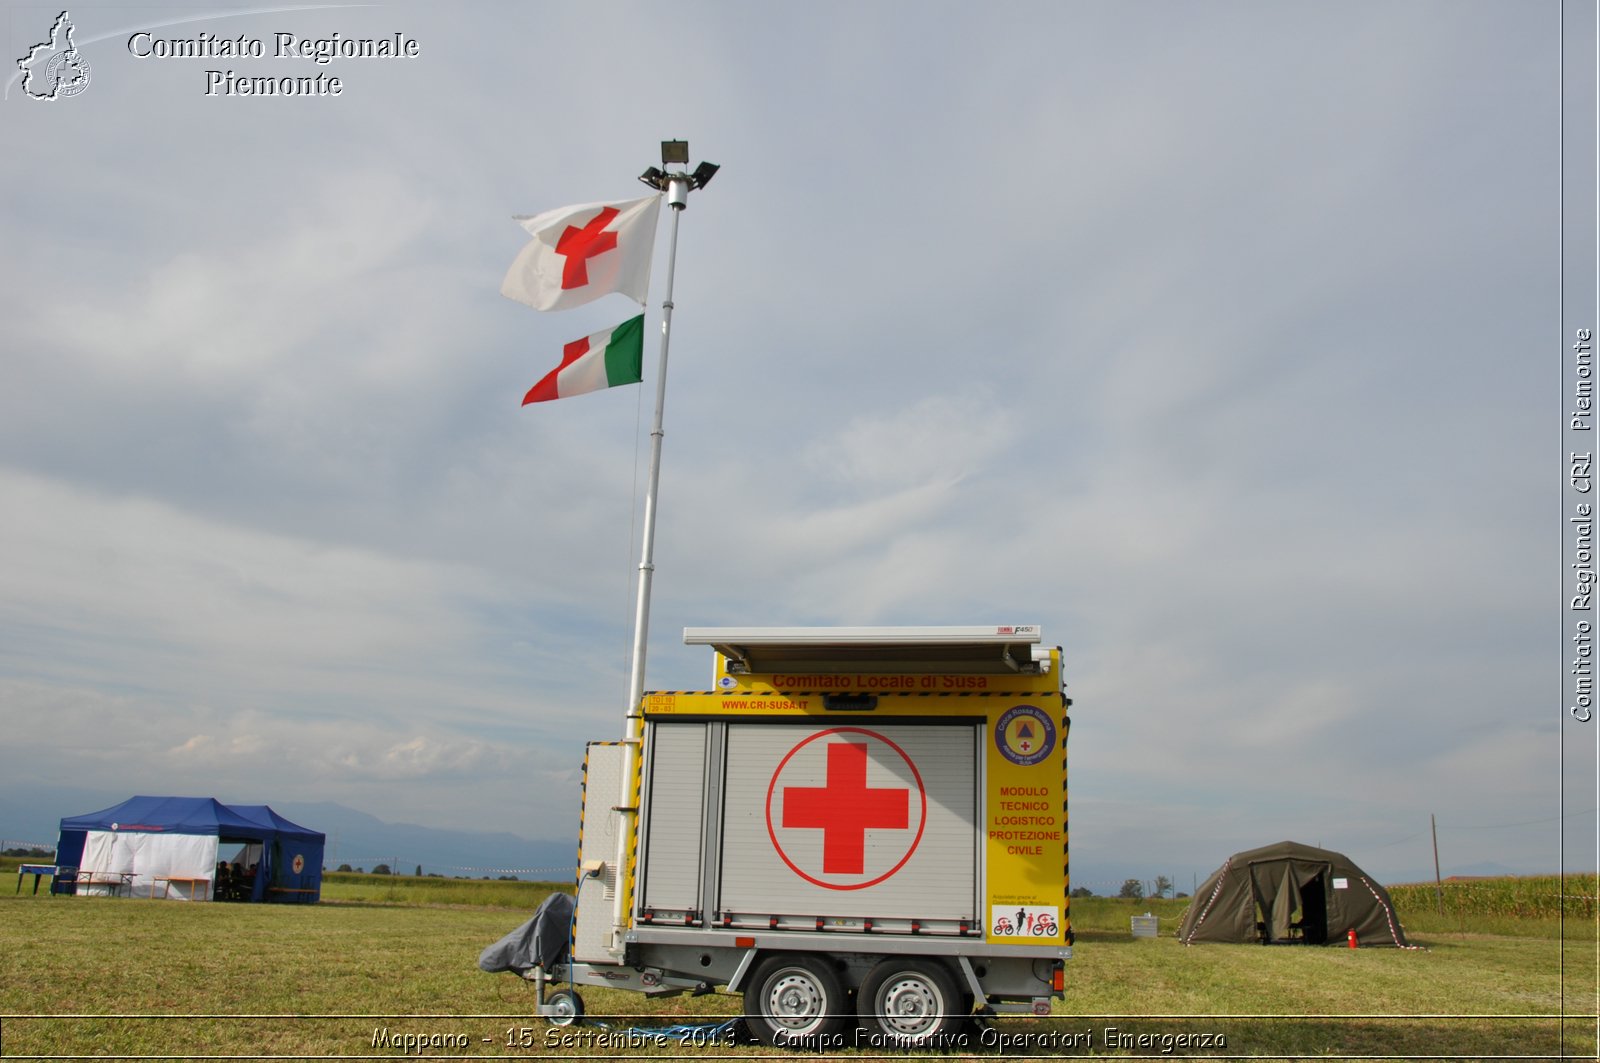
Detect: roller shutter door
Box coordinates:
(719, 723, 976, 920)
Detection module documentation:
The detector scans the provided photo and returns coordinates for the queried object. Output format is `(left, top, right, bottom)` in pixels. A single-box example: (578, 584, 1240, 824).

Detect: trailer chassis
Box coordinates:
(527, 931, 1068, 1041)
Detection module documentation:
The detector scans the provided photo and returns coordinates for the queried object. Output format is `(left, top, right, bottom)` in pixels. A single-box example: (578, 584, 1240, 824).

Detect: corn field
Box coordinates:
(1388, 874, 1598, 922)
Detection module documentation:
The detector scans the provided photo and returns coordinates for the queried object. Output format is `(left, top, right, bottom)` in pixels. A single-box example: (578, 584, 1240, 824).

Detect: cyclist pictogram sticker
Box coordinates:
(765, 727, 927, 891)
(990, 904, 1061, 938)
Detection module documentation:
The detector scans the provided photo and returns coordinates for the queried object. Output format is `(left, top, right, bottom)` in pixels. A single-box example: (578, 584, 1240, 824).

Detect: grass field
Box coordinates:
(0, 868, 1594, 1060)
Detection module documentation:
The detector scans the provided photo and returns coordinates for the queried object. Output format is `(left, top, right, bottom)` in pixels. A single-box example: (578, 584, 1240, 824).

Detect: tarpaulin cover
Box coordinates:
(1177, 840, 1410, 946)
(478, 892, 575, 973)
(78, 830, 218, 899)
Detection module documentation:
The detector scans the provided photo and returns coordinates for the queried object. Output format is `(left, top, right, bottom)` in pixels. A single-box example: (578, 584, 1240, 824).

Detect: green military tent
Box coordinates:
(1177, 841, 1410, 947)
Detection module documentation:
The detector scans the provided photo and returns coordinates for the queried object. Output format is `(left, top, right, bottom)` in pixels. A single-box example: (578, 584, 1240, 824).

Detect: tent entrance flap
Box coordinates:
(1248, 859, 1331, 944)
(1298, 875, 1328, 944)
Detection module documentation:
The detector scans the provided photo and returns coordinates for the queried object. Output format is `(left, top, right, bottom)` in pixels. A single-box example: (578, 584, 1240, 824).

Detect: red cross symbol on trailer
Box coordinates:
(765, 727, 928, 891)
(783, 742, 907, 874)
(554, 206, 619, 290)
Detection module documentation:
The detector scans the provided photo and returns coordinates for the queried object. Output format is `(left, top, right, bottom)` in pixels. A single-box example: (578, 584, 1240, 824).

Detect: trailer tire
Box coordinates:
(545, 989, 584, 1027)
(742, 954, 850, 1048)
(858, 958, 964, 1048)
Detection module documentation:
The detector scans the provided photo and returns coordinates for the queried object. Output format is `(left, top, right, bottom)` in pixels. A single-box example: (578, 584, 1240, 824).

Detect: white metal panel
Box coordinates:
(719, 724, 976, 920)
(640, 723, 706, 912)
(685, 626, 1045, 677)
(573, 743, 628, 963)
(684, 625, 1041, 645)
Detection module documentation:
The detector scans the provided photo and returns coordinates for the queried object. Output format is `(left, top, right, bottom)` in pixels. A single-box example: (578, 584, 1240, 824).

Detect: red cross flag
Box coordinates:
(501, 194, 662, 312)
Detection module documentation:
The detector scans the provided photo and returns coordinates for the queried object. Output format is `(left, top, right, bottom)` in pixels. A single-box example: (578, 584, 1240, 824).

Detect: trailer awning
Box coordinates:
(683, 625, 1047, 675)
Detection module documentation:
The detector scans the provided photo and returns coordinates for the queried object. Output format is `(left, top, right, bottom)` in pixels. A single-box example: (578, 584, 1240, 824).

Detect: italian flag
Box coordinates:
(523, 314, 645, 405)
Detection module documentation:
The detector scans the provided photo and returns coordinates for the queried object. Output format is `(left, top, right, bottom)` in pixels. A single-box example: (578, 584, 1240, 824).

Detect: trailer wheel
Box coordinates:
(545, 989, 584, 1027)
(742, 954, 850, 1048)
(859, 959, 964, 1048)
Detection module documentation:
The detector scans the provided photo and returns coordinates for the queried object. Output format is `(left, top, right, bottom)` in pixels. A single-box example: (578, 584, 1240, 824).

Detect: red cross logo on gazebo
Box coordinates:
(765, 727, 927, 891)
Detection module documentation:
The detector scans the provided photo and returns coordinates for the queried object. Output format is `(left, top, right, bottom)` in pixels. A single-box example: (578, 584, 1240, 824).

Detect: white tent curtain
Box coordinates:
(80, 830, 220, 899)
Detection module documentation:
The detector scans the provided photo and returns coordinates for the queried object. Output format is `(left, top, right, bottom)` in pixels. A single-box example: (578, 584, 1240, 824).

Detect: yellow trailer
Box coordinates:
(545, 625, 1072, 1049)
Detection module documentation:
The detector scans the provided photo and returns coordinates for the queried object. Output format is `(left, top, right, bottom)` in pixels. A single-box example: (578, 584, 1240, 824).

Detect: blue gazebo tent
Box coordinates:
(55, 796, 324, 902)
(229, 803, 325, 899)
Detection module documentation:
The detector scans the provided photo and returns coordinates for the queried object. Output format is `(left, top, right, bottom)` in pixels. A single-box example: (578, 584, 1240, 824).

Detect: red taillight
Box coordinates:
(1052, 965, 1064, 992)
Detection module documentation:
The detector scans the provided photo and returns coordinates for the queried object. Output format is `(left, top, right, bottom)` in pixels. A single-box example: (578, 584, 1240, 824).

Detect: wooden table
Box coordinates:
(152, 876, 211, 901)
(267, 887, 318, 902)
(76, 871, 135, 897)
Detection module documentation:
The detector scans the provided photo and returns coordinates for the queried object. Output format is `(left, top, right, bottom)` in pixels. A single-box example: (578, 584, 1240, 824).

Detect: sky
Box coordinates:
(0, 0, 1590, 891)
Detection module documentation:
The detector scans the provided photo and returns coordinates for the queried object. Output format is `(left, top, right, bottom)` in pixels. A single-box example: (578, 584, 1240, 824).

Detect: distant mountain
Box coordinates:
(0, 783, 130, 849)
(7, 784, 1558, 888)
(0, 785, 574, 881)
(273, 801, 574, 880)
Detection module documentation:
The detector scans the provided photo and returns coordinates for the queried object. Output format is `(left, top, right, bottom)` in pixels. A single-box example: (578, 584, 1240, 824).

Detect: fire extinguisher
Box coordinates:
(1347, 929, 1358, 949)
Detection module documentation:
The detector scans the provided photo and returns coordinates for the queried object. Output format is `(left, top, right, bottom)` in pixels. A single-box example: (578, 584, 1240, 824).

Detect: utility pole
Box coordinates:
(1431, 813, 1444, 916)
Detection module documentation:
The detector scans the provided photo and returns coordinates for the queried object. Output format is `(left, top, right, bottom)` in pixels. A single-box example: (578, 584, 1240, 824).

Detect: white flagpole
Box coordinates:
(624, 186, 682, 742)
(610, 146, 715, 953)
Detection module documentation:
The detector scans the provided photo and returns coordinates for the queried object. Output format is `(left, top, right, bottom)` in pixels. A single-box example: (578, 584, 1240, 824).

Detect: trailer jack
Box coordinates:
(523, 963, 584, 1026)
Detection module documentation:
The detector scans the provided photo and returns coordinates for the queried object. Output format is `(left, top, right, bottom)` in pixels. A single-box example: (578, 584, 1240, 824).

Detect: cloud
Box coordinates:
(0, 468, 481, 679)
(0, 467, 598, 826)
(0, 2, 1576, 873)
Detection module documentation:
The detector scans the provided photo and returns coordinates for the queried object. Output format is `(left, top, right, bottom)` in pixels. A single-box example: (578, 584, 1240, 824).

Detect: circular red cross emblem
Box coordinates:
(764, 727, 927, 891)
